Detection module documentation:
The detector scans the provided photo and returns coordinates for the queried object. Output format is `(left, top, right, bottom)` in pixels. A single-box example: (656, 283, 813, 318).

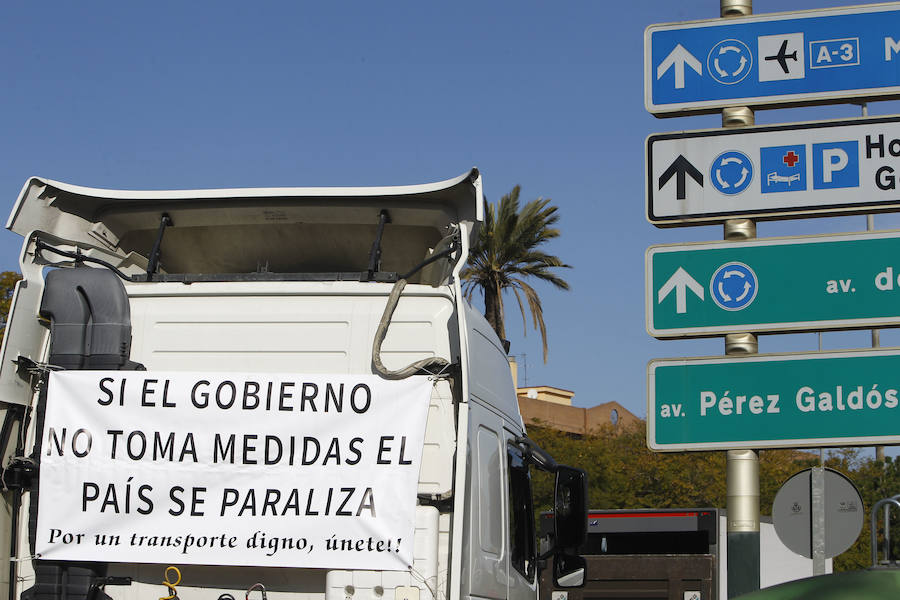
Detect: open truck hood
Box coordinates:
(8, 169, 482, 277)
(0, 169, 483, 408)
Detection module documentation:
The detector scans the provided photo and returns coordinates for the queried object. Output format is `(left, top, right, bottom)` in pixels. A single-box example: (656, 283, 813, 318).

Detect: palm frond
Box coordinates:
(514, 278, 549, 363)
(460, 186, 571, 363)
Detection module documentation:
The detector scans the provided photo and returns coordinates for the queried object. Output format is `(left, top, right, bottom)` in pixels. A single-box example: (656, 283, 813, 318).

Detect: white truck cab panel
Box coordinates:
(0, 171, 586, 600)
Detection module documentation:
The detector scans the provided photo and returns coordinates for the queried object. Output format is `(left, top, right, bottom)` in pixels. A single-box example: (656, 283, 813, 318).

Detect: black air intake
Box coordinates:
(21, 267, 141, 600)
(38, 267, 134, 370)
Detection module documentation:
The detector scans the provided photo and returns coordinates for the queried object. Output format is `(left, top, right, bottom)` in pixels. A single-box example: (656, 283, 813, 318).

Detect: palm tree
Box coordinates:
(461, 186, 571, 362)
(0, 271, 21, 346)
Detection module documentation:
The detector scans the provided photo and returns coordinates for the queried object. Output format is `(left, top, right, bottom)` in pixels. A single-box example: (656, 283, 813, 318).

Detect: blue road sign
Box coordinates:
(760, 144, 806, 193)
(708, 39, 753, 85)
(645, 4, 900, 115)
(709, 262, 757, 311)
(709, 150, 753, 195)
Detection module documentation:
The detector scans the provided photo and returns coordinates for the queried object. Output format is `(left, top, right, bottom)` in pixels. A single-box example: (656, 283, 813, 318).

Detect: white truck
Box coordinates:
(0, 170, 586, 600)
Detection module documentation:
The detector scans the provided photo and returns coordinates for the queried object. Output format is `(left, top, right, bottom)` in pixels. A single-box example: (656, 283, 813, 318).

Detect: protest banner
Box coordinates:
(35, 371, 432, 570)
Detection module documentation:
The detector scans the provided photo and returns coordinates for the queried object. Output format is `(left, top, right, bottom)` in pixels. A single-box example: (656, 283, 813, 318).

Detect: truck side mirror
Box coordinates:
(553, 465, 587, 549)
(553, 553, 586, 588)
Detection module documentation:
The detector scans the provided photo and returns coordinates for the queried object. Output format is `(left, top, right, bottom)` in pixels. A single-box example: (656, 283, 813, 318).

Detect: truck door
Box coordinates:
(461, 397, 540, 600)
(464, 401, 507, 600)
(504, 433, 538, 600)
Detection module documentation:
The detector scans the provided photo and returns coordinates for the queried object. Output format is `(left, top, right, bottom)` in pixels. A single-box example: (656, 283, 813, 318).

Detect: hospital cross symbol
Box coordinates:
(783, 151, 800, 167)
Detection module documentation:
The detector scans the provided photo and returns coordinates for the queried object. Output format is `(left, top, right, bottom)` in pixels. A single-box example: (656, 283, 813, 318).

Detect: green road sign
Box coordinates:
(648, 348, 900, 451)
(647, 230, 900, 338)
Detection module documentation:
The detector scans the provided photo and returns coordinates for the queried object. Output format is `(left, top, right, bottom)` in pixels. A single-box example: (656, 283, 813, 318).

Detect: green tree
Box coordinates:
(527, 419, 900, 572)
(461, 186, 571, 362)
(821, 450, 900, 571)
(525, 422, 820, 538)
(0, 271, 21, 344)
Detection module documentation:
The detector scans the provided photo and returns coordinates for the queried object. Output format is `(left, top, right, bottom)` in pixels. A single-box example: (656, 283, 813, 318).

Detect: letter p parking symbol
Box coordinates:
(813, 141, 859, 189)
(822, 149, 848, 183)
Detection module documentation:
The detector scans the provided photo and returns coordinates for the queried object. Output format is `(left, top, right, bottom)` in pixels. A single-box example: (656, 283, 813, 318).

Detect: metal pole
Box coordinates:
(726, 448, 760, 597)
(722, 113, 761, 600)
(860, 100, 887, 465)
(722, 107, 759, 600)
(720, 3, 759, 597)
(859, 100, 889, 545)
(720, 0, 752, 17)
(811, 467, 826, 575)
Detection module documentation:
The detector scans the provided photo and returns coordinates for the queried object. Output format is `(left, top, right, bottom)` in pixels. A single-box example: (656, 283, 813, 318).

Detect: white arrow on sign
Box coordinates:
(658, 267, 704, 314)
(657, 44, 702, 90)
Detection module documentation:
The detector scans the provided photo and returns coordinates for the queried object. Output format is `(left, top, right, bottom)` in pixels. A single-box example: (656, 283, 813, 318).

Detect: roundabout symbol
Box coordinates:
(707, 39, 752, 85)
(710, 150, 753, 195)
(710, 262, 757, 311)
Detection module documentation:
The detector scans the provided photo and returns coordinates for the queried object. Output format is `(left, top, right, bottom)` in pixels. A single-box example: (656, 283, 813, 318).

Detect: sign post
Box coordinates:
(642, 2, 900, 596)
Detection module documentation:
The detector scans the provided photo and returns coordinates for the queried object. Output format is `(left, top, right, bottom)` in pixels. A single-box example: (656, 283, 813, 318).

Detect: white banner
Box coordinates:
(35, 371, 433, 570)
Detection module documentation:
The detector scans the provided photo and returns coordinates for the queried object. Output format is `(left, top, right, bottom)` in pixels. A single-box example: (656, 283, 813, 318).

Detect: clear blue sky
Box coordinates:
(2, 1, 899, 421)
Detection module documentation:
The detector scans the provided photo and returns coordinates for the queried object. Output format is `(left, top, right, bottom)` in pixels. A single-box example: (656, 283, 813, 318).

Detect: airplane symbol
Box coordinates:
(764, 39, 798, 74)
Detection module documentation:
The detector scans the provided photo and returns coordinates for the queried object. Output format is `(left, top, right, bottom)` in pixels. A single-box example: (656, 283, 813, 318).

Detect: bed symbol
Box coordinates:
(767, 171, 801, 186)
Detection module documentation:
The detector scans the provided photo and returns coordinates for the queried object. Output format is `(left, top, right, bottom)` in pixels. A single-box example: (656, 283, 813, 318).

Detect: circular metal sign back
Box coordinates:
(772, 467, 863, 559)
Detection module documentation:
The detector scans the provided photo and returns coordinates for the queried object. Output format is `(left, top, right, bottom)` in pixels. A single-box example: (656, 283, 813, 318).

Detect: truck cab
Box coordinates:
(0, 170, 586, 600)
